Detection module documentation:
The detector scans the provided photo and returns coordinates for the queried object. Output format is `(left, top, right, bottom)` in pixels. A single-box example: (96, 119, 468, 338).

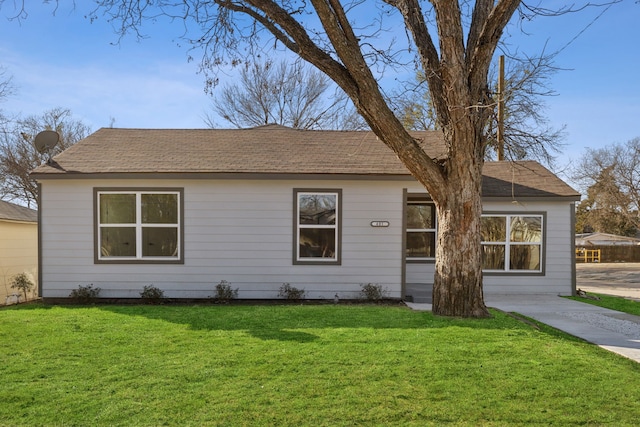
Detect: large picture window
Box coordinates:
(481, 214, 543, 272)
(294, 189, 341, 264)
(406, 198, 437, 260)
(96, 189, 183, 263)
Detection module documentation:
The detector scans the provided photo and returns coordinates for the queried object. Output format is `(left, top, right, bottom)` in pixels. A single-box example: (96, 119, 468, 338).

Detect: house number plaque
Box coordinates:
(370, 221, 390, 227)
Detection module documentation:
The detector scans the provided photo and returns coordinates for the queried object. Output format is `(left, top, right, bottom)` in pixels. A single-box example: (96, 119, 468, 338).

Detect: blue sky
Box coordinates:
(1, 2, 638, 181)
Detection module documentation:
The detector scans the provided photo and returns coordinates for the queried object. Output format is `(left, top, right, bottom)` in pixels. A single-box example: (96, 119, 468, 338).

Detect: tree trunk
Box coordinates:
(81, 0, 520, 317)
(431, 144, 490, 318)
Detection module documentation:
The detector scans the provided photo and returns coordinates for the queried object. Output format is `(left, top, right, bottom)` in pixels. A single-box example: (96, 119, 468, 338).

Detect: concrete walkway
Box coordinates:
(406, 295, 640, 363)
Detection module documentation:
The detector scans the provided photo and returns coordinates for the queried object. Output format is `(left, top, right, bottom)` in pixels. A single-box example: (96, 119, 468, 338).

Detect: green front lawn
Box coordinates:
(569, 292, 640, 316)
(1, 304, 639, 426)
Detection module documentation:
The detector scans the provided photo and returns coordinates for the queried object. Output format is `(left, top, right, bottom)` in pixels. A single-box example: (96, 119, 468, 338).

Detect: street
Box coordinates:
(577, 263, 640, 300)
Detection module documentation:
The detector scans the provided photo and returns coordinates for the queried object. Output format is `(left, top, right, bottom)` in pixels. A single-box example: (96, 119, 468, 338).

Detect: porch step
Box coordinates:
(405, 283, 432, 304)
(407, 295, 432, 304)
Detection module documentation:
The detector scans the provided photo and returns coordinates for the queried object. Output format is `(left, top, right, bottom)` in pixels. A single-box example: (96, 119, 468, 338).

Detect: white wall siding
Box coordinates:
(40, 179, 405, 300)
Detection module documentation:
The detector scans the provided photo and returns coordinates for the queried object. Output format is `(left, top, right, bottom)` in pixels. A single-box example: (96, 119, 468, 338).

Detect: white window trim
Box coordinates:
(97, 190, 182, 262)
(481, 214, 543, 273)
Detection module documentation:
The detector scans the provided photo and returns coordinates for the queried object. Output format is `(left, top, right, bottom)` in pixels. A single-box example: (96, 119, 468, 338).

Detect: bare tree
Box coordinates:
(392, 54, 565, 166)
(86, 0, 529, 317)
(486, 54, 565, 165)
(0, 108, 91, 207)
(575, 170, 637, 236)
(388, 72, 438, 132)
(12, 0, 620, 316)
(205, 59, 366, 130)
(0, 66, 15, 130)
(573, 138, 640, 235)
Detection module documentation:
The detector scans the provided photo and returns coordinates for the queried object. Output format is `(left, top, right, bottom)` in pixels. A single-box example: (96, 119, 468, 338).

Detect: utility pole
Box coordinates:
(497, 55, 505, 161)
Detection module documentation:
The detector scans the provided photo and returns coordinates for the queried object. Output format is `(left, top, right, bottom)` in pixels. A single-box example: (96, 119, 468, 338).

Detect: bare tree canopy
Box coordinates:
(86, 0, 529, 317)
(0, 108, 91, 207)
(573, 138, 640, 236)
(389, 71, 438, 132)
(206, 59, 366, 130)
(0, 66, 15, 128)
(486, 55, 565, 165)
(391, 55, 565, 166)
(6, 0, 621, 316)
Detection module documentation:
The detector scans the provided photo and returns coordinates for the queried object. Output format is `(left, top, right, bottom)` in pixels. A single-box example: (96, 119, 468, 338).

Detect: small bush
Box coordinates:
(359, 283, 388, 302)
(140, 285, 165, 304)
(69, 284, 101, 304)
(278, 283, 305, 301)
(10, 273, 34, 301)
(212, 280, 238, 303)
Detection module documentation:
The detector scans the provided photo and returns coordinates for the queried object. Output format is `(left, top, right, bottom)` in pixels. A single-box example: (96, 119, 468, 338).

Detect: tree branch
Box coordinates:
(385, 0, 448, 129)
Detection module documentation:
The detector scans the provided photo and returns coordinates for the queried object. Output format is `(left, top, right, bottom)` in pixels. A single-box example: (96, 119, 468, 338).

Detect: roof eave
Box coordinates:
(31, 171, 416, 181)
(0, 217, 38, 224)
(481, 195, 581, 202)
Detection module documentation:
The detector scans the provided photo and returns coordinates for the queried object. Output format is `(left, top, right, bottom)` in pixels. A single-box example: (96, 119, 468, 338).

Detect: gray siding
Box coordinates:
(40, 178, 575, 300)
(404, 185, 575, 295)
(40, 179, 404, 299)
(481, 201, 574, 295)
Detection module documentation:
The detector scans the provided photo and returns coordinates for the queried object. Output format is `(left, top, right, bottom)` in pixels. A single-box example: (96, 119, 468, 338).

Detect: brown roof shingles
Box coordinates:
(32, 126, 580, 200)
(0, 200, 37, 223)
(482, 161, 579, 199)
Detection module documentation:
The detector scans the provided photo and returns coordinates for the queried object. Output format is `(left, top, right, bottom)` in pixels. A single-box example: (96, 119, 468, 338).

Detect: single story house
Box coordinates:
(575, 232, 640, 246)
(576, 232, 640, 263)
(0, 199, 38, 303)
(31, 125, 580, 301)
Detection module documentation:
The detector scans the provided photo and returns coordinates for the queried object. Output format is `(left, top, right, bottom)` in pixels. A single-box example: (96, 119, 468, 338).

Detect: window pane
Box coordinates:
(142, 193, 178, 224)
(100, 227, 136, 257)
(406, 232, 436, 258)
(482, 244, 505, 270)
(407, 203, 435, 229)
(510, 245, 541, 270)
(299, 194, 336, 225)
(481, 217, 506, 242)
(510, 216, 542, 243)
(142, 227, 178, 257)
(299, 228, 336, 258)
(100, 194, 135, 224)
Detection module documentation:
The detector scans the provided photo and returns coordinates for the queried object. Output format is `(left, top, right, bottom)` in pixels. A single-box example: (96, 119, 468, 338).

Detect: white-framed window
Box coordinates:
(95, 189, 183, 263)
(294, 189, 341, 264)
(481, 214, 543, 272)
(406, 198, 437, 260)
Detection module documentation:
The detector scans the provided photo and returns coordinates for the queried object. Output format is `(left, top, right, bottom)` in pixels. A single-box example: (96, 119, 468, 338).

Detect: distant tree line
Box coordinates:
(573, 138, 640, 237)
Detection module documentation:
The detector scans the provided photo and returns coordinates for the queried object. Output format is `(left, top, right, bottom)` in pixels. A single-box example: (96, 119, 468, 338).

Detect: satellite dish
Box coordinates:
(34, 130, 60, 163)
(34, 130, 60, 154)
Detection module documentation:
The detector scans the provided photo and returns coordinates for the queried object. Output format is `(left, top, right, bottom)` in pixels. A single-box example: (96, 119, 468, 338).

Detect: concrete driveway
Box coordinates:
(577, 263, 640, 300)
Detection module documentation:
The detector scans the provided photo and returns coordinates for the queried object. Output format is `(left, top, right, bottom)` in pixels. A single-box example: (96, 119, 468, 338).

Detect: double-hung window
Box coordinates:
(294, 189, 341, 264)
(481, 214, 543, 273)
(96, 189, 183, 263)
(406, 198, 437, 260)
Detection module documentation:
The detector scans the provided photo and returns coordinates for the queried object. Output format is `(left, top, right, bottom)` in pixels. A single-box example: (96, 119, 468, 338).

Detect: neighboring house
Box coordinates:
(0, 200, 38, 303)
(575, 232, 640, 263)
(31, 125, 581, 301)
(575, 232, 640, 246)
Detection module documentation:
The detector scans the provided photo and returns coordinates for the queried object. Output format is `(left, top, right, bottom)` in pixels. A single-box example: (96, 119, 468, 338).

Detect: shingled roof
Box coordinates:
(0, 200, 37, 223)
(31, 125, 579, 200)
